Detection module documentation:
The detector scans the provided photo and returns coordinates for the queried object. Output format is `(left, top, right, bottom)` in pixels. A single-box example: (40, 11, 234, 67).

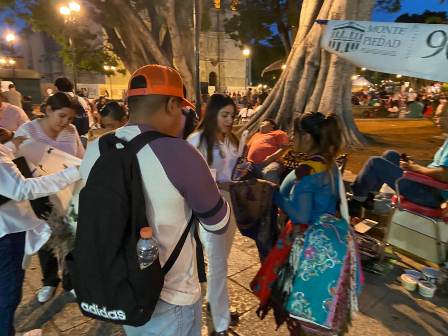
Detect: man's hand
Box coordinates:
(262, 154, 276, 165)
(11, 136, 28, 148)
(400, 160, 424, 173)
(0, 127, 13, 143)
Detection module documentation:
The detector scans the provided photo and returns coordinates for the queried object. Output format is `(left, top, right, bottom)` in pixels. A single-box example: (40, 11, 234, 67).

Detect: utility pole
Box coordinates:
(193, 0, 201, 113)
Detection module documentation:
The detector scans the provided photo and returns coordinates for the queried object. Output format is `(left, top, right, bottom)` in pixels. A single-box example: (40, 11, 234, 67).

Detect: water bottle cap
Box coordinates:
(140, 227, 153, 239)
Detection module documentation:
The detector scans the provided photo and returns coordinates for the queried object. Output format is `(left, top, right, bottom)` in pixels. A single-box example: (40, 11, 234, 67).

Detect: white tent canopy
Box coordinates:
(352, 76, 372, 87)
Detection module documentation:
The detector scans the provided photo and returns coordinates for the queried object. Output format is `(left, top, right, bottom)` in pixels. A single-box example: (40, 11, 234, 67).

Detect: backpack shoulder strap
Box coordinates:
(98, 132, 126, 155)
(162, 215, 195, 275)
(128, 131, 174, 154)
(126, 129, 191, 274)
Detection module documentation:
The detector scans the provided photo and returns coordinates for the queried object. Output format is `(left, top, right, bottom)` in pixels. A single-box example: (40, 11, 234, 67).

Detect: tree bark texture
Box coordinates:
(244, 0, 376, 146)
(92, 0, 195, 97)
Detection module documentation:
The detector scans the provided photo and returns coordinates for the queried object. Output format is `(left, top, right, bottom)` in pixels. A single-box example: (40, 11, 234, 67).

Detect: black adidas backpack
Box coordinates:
(69, 131, 194, 326)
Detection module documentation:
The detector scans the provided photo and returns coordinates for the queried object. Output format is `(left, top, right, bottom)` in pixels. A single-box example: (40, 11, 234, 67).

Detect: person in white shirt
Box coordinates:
(4, 84, 23, 109)
(0, 93, 29, 132)
(80, 65, 230, 336)
(188, 94, 240, 336)
(0, 131, 80, 336)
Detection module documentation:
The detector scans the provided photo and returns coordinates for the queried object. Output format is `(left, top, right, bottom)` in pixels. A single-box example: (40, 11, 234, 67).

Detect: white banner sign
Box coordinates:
(321, 20, 448, 82)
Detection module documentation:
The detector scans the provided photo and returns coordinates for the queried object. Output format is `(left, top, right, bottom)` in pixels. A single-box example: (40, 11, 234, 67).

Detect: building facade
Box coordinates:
(20, 3, 247, 99)
(200, 4, 247, 93)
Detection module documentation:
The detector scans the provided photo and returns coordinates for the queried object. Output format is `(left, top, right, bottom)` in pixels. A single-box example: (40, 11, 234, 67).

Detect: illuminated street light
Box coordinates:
(5, 32, 16, 43)
(352, 75, 359, 80)
(242, 48, 251, 90)
(361, 67, 366, 71)
(396, 74, 402, 78)
(59, 6, 71, 16)
(59, 2, 82, 91)
(69, 1, 81, 12)
(281, 64, 287, 70)
(263, 85, 268, 89)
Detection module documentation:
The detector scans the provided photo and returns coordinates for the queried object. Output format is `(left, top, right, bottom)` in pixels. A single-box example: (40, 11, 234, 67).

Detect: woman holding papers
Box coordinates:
(13, 92, 85, 303)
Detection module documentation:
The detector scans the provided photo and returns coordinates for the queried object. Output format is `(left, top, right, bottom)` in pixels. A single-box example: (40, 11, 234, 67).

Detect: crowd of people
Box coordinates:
(0, 65, 447, 336)
(352, 83, 447, 119)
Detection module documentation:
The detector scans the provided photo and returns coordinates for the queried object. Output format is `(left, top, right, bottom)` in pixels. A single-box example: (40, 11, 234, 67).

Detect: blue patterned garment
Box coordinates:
(285, 214, 363, 332)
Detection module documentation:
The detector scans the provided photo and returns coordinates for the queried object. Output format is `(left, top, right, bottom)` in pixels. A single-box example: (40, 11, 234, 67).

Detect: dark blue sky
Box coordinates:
(1, 0, 447, 33)
(372, 0, 448, 21)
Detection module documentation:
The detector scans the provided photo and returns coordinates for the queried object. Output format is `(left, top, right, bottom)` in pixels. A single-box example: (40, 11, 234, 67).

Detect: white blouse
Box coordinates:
(187, 131, 239, 183)
(0, 144, 80, 257)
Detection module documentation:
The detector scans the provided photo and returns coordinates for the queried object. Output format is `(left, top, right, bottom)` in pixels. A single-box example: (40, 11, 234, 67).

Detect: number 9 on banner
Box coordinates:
(422, 30, 448, 59)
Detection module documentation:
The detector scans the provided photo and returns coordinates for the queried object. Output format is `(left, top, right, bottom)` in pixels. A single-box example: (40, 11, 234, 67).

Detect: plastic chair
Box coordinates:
(387, 171, 448, 264)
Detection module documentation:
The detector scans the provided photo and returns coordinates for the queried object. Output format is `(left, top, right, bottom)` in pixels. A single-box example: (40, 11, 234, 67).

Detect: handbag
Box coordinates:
(231, 129, 255, 181)
(231, 156, 255, 181)
(283, 170, 363, 335)
(251, 166, 363, 334)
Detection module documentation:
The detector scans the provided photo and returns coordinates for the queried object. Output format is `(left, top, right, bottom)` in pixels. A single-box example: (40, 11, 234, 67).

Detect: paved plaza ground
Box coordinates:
(15, 119, 448, 335)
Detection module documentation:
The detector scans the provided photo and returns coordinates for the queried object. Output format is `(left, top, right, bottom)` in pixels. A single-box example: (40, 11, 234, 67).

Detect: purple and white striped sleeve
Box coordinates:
(150, 137, 230, 233)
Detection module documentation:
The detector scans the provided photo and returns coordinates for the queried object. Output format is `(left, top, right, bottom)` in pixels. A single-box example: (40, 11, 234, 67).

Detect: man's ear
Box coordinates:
(166, 97, 180, 116)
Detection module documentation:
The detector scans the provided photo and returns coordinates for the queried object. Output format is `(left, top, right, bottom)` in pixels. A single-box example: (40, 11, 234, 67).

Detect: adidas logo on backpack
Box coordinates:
(80, 302, 126, 321)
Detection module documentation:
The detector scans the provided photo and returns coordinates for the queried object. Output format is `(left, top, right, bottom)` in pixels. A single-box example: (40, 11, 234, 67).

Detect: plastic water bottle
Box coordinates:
(136, 227, 159, 270)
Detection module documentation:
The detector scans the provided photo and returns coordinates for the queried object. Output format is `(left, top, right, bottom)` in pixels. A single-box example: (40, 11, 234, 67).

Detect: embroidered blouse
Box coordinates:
(274, 154, 339, 224)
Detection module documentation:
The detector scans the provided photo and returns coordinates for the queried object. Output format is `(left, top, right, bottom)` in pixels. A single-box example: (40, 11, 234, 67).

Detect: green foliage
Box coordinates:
(0, 0, 120, 73)
(224, 0, 299, 51)
(396, 10, 447, 24)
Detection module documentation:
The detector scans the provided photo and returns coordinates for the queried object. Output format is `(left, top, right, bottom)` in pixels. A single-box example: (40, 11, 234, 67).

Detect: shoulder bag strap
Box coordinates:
(128, 130, 174, 154)
(162, 215, 196, 274)
(337, 168, 350, 223)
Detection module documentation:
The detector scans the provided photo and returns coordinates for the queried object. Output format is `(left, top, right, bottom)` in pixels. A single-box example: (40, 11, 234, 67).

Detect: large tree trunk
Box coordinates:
(244, 0, 376, 146)
(93, 0, 196, 97)
(164, 0, 195, 98)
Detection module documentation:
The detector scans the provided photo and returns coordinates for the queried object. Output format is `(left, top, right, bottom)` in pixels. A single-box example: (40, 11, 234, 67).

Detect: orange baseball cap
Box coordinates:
(127, 64, 194, 109)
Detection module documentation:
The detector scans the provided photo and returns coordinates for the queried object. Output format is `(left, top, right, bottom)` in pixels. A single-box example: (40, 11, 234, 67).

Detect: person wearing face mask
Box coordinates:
(187, 94, 240, 336)
(0, 130, 81, 336)
(13, 92, 85, 303)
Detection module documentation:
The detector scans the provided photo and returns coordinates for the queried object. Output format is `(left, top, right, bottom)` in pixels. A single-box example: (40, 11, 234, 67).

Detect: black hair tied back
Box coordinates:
(294, 112, 343, 163)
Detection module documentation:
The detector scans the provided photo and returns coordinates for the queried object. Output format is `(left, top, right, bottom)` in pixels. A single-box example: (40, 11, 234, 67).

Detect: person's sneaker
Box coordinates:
(210, 331, 228, 336)
(37, 286, 56, 303)
(229, 307, 240, 327)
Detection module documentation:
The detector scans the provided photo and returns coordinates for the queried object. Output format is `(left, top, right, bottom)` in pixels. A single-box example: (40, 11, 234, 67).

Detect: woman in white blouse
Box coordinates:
(0, 131, 80, 336)
(187, 94, 239, 336)
(14, 92, 85, 303)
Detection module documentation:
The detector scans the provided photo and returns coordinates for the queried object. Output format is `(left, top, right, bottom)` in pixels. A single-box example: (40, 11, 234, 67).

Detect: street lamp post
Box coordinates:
(243, 48, 251, 91)
(4, 32, 16, 80)
(193, 0, 201, 114)
(59, 2, 81, 92)
(103, 65, 116, 99)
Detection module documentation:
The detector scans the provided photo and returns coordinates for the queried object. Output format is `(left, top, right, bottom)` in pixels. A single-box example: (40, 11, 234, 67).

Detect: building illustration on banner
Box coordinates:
(328, 22, 366, 53)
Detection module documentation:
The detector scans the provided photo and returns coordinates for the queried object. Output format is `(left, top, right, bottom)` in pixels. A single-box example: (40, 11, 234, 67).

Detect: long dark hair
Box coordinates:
(196, 94, 238, 165)
(294, 112, 343, 164)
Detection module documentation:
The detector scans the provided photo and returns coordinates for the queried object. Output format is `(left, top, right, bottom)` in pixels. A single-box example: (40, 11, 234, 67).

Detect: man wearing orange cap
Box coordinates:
(79, 65, 230, 335)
